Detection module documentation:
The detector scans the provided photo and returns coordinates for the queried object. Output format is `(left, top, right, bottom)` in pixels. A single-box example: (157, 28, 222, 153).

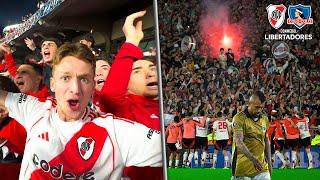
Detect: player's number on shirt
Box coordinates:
(218, 122, 227, 129)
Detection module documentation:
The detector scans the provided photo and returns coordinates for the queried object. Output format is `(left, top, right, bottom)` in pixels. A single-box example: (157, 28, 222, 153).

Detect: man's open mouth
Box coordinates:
(43, 50, 51, 59)
(147, 82, 158, 87)
(16, 81, 24, 86)
(67, 99, 80, 110)
(97, 79, 105, 85)
(15, 80, 25, 88)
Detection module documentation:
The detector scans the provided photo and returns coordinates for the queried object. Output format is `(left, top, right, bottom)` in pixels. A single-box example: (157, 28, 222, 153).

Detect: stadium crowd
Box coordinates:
(159, 0, 320, 170)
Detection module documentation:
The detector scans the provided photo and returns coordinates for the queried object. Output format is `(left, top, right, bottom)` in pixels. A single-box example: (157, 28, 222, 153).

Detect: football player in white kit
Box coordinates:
(194, 110, 211, 167)
(296, 113, 313, 169)
(212, 111, 231, 169)
(0, 11, 162, 180)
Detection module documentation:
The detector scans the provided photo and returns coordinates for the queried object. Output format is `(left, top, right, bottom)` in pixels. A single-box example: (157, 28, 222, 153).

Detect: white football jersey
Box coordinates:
(194, 116, 210, 137)
(5, 93, 162, 180)
(212, 119, 230, 140)
(297, 117, 311, 139)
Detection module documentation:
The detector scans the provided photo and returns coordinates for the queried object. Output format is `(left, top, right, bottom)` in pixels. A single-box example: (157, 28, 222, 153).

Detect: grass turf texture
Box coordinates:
(168, 168, 320, 180)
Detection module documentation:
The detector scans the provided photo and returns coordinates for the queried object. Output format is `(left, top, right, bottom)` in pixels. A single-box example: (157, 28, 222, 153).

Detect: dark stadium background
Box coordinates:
(0, 0, 38, 33)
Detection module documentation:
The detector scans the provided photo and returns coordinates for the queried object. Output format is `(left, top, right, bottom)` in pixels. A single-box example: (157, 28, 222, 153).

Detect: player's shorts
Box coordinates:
(285, 138, 299, 149)
(182, 138, 195, 149)
(299, 137, 311, 148)
(195, 136, 208, 150)
(214, 139, 228, 150)
(274, 139, 285, 151)
(167, 143, 177, 152)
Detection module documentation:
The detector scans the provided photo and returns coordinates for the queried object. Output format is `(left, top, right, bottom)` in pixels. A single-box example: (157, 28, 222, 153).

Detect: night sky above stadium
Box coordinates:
(0, 0, 38, 34)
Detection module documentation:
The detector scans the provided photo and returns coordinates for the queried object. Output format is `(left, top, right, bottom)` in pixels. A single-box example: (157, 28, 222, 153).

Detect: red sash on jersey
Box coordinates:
(30, 122, 110, 179)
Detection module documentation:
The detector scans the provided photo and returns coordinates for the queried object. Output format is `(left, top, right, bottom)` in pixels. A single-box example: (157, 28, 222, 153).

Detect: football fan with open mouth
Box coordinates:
(0, 44, 50, 179)
(41, 41, 57, 64)
(92, 55, 110, 111)
(94, 10, 163, 180)
(40, 38, 60, 91)
(94, 56, 111, 91)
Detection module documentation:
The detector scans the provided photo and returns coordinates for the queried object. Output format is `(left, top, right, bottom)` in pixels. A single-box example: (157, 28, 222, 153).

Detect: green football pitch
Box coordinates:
(167, 168, 320, 180)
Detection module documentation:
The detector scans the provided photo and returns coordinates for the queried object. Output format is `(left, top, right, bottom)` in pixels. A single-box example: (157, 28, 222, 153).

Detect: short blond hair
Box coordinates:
(52, 43, 96, 73)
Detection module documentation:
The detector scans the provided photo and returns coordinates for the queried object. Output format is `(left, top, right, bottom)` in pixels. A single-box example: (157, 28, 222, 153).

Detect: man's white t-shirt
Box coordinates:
(5, 93, 162, 180)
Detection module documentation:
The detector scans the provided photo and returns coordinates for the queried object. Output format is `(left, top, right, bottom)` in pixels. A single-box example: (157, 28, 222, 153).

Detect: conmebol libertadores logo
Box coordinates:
(265, 4, 313, 41)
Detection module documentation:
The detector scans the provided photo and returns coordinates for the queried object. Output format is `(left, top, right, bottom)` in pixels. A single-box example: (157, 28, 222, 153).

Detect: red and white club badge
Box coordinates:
(266, 4, 287, 29)
(77, 137, 95, 160)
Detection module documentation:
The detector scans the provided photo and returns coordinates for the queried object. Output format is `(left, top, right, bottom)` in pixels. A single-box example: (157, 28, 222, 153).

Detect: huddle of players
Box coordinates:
(166, 110, 233, 169)
(166, 109, 314, 169)
(268, 112, 313, 169)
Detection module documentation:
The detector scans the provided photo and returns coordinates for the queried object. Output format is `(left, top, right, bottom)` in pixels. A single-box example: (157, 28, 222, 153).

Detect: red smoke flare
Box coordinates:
(199, 0, 248, 61)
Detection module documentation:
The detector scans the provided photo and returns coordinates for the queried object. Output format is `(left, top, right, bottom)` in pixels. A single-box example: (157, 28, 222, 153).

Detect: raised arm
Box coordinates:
(100, 11, 145, 112)
(24, 38, 37, 51)
(0, 44, 17, 77)
(193, 100, 202, 114)
(24, 37, 42, 61)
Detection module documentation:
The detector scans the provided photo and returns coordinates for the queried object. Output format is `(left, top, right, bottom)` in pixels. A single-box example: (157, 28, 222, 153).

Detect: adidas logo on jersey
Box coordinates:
(32, 154, 95, 179)
(38, 132, 49, 141)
